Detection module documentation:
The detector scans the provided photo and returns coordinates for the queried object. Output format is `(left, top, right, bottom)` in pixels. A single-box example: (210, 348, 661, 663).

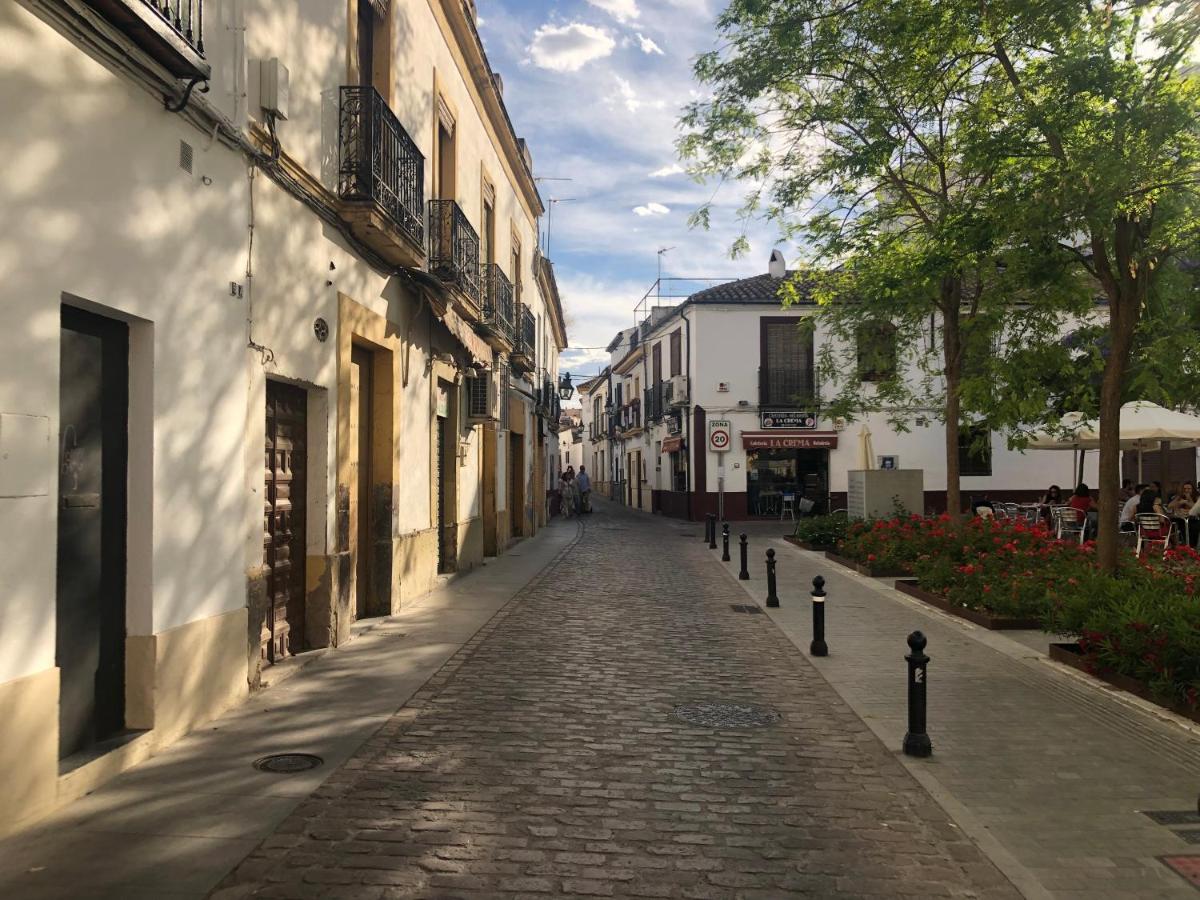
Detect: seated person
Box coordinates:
(1134, 488, 1167, 539)
(1120, 483, 1148, 531)
(970, 494, 995, 518)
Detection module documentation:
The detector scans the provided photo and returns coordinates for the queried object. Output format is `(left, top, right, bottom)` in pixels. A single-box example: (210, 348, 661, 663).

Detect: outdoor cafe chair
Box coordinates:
(1134, 513, 1173, 558)
(779, 492, 796, 521)
(1053, 506, 1087, 544)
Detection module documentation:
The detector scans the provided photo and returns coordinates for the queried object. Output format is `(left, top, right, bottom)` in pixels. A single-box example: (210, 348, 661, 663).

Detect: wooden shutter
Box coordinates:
(652, 343, 662, 385)
(669, 329, 681, 377)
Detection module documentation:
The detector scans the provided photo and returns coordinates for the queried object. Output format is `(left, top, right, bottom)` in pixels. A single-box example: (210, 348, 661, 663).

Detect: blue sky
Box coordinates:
(476, 0, 781, 383)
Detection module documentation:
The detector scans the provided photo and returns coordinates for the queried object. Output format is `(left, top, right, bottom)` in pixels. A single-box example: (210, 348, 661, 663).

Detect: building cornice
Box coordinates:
(428, 0, 544, 225)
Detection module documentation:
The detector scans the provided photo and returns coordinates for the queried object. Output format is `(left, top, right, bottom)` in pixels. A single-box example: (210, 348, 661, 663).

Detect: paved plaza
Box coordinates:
(2, 501, 1199, 899)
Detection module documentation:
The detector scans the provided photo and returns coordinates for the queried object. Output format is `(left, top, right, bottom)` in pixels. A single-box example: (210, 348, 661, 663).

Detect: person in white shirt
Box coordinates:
(1120, 483, 1147, 531)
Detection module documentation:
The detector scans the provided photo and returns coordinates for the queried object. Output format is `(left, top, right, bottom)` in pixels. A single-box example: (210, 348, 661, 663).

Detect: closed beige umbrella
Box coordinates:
(858, 425, 875, 470)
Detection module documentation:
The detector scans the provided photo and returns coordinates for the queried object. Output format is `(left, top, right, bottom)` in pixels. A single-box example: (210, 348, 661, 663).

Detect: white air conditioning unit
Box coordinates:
(669, 374, 689, 405)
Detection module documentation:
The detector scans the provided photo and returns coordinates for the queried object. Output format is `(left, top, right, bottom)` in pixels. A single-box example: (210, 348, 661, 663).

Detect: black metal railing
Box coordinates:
(515, 304, 536, 357)
(644, 381, 674, 422)
(338, 86, 424, 247)
(481, 264, 515, 340)
(143, 0, 204, 54)
(429, 199, 482, 305)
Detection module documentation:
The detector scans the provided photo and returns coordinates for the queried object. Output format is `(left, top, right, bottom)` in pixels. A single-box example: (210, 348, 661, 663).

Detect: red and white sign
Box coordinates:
(741, 431, 839, 450)
(708, 419, 731, 452)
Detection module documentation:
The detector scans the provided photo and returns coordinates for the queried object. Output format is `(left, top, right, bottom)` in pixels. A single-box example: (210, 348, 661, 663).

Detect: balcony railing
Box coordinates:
(338, 86, 425, 250)
(513, 304, 536, 359)
(142, 1, 203, 53)
(644, 381, 673, 422)
(429, 199, 482, 305)
(481, 264, 515, 341)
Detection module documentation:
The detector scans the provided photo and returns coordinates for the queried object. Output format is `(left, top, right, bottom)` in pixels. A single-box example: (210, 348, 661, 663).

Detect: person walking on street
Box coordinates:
(577, 465, 592, 514)
(559, 470, 575, 519)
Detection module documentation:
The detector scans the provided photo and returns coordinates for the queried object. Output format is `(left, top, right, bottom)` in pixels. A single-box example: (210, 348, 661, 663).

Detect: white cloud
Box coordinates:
(636, 33, 664, 55)
(614, 75, 641, 113)
(528, 23, 616, 72)
(649, 163, 684, 178)
(632, 202, 670, 216)
(587, 0, 640, 24)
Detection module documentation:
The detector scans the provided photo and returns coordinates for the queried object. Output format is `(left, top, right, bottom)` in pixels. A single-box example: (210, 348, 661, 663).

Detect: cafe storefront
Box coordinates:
(741, 430, 837, 517)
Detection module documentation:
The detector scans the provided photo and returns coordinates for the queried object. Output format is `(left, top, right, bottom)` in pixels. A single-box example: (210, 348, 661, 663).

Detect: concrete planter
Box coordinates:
(824, 550, 909, 578)
(893, 580, 1043, 630)
(1048, 643, 1200, 726)
(784, 536, 838, 553)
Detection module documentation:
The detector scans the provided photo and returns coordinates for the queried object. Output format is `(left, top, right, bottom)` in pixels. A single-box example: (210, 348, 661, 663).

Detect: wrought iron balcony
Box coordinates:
(428, 200, 482, 306)
(479, 264, 515, 344)
(511, 304, 536, 373)
(84, 0, 209, 77)
(338, 85, 425, 253)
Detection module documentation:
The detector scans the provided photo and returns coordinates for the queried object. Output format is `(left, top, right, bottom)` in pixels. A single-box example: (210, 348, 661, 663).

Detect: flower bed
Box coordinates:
(1048, 642, 1200, 726)
(788, 514, 852, 553)
(835, 513, 1200, 714)
(824, 550, 909, 578)
(894, 579, 1043, 630)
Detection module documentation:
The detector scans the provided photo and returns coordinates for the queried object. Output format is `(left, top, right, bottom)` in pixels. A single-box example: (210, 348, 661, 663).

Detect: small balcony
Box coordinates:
(84, 0, 209, 78)
(429, 199, 482, 310)
(478, 264, 515, 349)
(337, 85, 425, 266)
(511, 304, 536, 374)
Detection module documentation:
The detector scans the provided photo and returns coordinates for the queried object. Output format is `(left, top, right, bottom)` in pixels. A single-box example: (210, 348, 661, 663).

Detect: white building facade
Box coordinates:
(585, 268, 1108, 522)
(0, 0, 565, 834)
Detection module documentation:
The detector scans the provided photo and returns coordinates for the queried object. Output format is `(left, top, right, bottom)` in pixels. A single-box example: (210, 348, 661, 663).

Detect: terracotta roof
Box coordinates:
(688, 273, 813, 305)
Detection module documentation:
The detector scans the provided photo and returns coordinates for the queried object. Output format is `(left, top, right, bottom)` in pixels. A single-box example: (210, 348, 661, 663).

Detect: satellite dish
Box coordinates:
(768, 249, 786, 280)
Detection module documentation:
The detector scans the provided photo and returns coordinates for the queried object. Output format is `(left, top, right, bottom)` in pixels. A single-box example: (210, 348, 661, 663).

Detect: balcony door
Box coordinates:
(355, 0, 390, 95)
(434, 101, 456, 201)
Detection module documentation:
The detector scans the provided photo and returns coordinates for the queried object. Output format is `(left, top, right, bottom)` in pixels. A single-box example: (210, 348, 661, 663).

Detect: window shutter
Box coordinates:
(467, 370, 491, 419)
(669, 329, 682, 377)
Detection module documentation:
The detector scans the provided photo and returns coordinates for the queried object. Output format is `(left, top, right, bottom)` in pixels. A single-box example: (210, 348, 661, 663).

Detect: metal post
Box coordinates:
(708, 514, 717, 550)
(810, 576, 828, 656)
(738, 533, 749, 580)
(903, 631, 932, 758)
(721, 523, 730, 561)
(765, 549, 779, 608)
(703, 513, 712, 545)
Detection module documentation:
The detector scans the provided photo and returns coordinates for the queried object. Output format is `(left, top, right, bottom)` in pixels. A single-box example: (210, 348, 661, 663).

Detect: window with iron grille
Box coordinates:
(466, 370, 491, 419)
(499, 364, 510, 430)
(760, 318, 814, 406)
(958, 424, 992, 476)
(856, 322, 898, 382)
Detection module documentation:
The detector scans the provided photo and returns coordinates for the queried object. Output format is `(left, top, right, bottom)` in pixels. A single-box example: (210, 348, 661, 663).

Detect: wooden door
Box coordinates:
(57, 306, 128, 759)
(350, 346, 373, 618)
(509, 432, 524, 537)
(265, 381, 307, 662)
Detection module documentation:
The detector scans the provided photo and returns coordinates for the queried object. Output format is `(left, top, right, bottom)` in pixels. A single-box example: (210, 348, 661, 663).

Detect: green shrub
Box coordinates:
(791, 514, 850, 547)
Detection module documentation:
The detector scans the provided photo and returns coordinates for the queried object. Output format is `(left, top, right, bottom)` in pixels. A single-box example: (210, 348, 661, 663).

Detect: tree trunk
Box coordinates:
(941, 281, 963, 519)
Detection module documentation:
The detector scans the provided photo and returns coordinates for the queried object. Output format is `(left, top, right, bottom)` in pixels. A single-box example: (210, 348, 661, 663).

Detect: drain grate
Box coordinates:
(730, 604, 764, 615)
(1161, 856, 1200, 890)
(672, 701, 780, 729)
(253, 753, 323, 774)
(1145, 811, 1200, 826)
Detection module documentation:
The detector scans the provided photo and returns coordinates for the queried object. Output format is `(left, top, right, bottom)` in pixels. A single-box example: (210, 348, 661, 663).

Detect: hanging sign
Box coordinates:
(760, 410, 818, 430)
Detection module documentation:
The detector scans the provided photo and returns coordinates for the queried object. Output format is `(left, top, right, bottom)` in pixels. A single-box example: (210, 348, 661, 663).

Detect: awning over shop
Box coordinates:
(662, 436, 685, 453)
(741, 431, 838, 450)
(438, 306, 493, 368)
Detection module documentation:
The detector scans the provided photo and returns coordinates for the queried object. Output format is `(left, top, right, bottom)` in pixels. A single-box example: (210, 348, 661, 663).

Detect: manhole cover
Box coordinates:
(253, 753, 323, 774)
(730, 604, 764, 615)
(672, 701, 781, 729)
(1160, 856, 1200, 889)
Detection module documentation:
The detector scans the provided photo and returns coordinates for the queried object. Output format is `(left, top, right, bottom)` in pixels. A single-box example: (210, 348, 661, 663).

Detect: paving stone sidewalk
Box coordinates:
(215, 503, 1019, 899)
(724, 523, 1200, 900)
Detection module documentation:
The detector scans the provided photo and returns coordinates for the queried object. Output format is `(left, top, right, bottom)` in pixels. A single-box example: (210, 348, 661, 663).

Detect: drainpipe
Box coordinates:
(680, 303, 692, 521)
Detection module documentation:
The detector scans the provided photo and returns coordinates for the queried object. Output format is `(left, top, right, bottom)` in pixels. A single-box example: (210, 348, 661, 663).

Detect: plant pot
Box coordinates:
(893, 580, 1044, 630)
(824, 550, 908, 578)
(1048, 643, 1200, 726)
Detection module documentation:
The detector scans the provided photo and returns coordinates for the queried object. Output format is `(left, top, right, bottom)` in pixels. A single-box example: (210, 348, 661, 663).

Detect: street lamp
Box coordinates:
(558, 372, 575, 401)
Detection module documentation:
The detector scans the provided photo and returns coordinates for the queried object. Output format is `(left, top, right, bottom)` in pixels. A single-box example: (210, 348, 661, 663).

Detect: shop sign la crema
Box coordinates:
(759, 410, 818, 430)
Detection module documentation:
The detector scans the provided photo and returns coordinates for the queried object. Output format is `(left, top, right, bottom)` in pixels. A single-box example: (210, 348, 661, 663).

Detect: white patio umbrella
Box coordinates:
(857, 425, 875, 470)
(1028, 402, 1200, 481)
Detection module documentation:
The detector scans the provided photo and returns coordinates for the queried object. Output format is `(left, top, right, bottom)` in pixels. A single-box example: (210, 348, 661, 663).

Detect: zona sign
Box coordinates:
(708, 419, 731, 452)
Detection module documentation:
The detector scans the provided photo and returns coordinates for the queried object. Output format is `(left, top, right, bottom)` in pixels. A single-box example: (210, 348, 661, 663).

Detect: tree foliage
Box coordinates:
(681, 0, 1200, 563)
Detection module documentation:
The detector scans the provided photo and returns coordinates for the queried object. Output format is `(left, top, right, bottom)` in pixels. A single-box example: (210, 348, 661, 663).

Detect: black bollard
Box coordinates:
(708, 514, 717, 550)
(721, 523, 731, 561)
(765, 549, 779, 607)
(810, 576, 828, 657)
(903, 631, 932, 758)
(703, 513, 713, 545)
(738, 533, 750, 580)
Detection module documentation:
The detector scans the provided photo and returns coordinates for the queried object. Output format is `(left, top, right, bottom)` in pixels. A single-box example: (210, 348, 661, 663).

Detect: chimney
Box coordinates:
(492, 71, 504, 96)
(768, 249, 786, 280)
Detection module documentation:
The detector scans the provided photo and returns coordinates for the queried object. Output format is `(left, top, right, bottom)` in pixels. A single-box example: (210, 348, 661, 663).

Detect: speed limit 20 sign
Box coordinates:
(708, 419, 732, 452)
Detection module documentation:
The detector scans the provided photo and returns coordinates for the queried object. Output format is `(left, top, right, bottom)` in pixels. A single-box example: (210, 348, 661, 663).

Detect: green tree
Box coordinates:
(979, 1, 1200, 570)
(679, 0, 1089, 519)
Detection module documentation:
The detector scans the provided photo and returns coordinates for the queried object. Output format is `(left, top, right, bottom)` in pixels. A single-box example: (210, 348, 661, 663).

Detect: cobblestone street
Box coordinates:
(215, 504, 1017, 899)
